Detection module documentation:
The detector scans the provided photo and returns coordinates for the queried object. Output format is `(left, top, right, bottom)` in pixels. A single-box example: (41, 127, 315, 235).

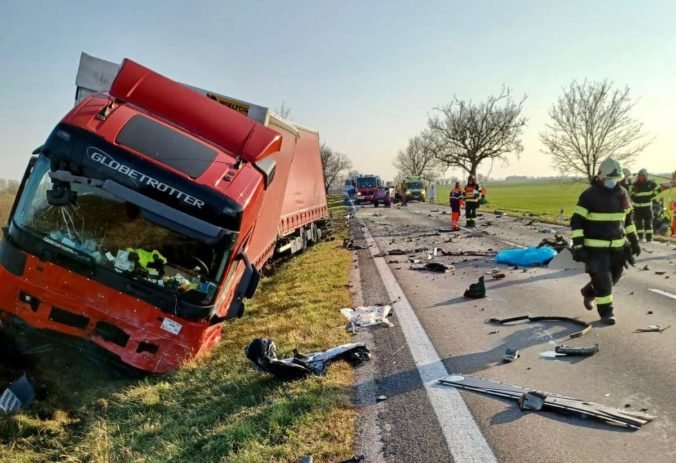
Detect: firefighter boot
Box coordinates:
(597, 304, 616, 325)
(580, 283, 595, 311)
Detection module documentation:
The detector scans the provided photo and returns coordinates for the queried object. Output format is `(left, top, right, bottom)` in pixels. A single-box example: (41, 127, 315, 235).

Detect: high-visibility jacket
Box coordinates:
(630, 180, 660, 209)
(464, 184, 480, 204)
(570, 183, 638, 249)
(450, 187, 464, 209)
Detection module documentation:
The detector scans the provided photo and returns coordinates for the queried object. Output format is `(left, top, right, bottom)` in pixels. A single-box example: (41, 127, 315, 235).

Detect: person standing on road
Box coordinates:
(630, 168, 662, 242)
(449, 181, 464, 230)
(464, 175, 480, 227)
(429, 182, 436, 203)
(570, 158, 641, 325)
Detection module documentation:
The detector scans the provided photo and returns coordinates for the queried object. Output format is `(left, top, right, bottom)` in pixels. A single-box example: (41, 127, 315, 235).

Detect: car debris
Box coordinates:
(388, 248, 410, 255)
(343, 239, 365, 250)
(486, 269, 506, 280)
(377, 395, 388, 402)
(439, 249, 496, 257)
(0, 374, 35, 414)
(539, 228, 556, 234)
(547, 248, 585, 271)
(438, 227, 461, 233)
(554, 344, 599, 356)
(634, 325, 671, 333)
(464, 276, 486, 298)
(503, 348, 520, 362)
(488, 315, 592, 339)
(340, 305, 393, 331)
(439, 374, 655, 429)
(245, 338, 371, 380)
(538, 234, 570, 253)
(410, 262, 454, 273)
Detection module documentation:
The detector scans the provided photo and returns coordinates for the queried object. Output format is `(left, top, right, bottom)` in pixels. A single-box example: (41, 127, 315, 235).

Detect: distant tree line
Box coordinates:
(395, 80, 652, 184)
(0, 179, 20, 194)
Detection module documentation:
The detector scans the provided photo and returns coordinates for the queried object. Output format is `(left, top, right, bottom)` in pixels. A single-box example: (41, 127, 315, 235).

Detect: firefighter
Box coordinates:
(630, 168, 662, 242)
(571, 158, 641, 325)
(449, 181, 464, 231)
(464, 175, 481, 227)
(619, 168, 633, 190)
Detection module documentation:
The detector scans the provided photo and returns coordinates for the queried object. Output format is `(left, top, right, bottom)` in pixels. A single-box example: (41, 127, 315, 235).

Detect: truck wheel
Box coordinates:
(374, 202, 379, 208)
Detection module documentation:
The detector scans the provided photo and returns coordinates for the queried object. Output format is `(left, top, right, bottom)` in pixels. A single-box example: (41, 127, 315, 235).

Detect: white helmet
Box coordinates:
(598, 158, 623, 179)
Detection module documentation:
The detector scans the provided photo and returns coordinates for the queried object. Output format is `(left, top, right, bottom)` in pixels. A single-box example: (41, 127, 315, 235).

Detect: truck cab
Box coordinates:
(403, 176, 425, 202)
(355, 175, 380, 204)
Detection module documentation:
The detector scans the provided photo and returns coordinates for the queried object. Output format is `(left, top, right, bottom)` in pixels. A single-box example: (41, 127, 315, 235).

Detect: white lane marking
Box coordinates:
(649, 288, 676, 301)
(360, 219, 497, 463)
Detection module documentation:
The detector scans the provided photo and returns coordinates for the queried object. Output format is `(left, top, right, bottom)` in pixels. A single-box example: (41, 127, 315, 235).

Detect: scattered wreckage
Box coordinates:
(0, 374, 34, 414)
(439, 374, 655, 429)
(340, 305, 393, 331)
(245, 338, 371, 380)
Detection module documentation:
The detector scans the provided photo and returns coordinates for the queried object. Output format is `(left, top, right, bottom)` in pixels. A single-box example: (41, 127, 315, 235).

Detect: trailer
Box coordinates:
(0, 54, 327, 373)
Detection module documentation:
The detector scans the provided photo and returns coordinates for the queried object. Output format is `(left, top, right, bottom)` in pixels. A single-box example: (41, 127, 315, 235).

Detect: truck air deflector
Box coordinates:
(102, 180, 229, 245)
(109, 59, 282, 163)
(116, 115, 217, 178)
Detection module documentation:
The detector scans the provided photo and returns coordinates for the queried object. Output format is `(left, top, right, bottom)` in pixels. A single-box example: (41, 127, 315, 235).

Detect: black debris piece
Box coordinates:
(338, 455, 365, 463)
(503, 348, 520, 362)
(343, 239, 365, 250)
(0, 374, 35, 414)
(245, 338, 371, 380)
(489, 315, 591, 339)
(537, 234, 571, 253)
(655, 271, 666, 275)
(388, 249, 410, 255)
(441, 250, 496, 257)
(410, 262, 454, 273)
(464, 276, 486, 299)
(554, 344, 599, 356)
(439, 374, 655, 429)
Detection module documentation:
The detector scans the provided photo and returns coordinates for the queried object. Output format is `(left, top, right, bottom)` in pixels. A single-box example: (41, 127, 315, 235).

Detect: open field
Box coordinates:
(1, 199, 356, 463)
(435, 182, 675, 223)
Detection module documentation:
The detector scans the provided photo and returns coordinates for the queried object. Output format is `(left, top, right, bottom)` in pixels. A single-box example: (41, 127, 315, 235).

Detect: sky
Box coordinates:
(0, 0, 674, 181)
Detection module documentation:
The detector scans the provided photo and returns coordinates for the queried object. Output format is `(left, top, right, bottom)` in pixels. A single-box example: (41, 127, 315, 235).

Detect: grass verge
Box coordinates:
(1, 220, 355, 462)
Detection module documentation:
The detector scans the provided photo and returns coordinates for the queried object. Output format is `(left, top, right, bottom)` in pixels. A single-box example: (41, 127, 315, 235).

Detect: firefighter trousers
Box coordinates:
(581, 249, 625, 318)
(465, 203, 477, 226)
(634, 206, 653, 241)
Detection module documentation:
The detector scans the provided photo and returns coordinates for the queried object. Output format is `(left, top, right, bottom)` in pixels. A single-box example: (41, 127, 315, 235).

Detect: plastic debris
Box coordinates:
(547, 248, 584, 271)
(464, 276, 486, 298)
(503, 348, 520, 362)
(554, 344, 599, 356)
(538, 234, 570, 253)
(340, 305, 393, 330)
(634, 325, 671, 333)
(489, 315, 591, 339)
(439, 374, 655, 429)
(0, 374, 35, 414)
(496, 246, 557, 267)
(245, 338, 371, 380)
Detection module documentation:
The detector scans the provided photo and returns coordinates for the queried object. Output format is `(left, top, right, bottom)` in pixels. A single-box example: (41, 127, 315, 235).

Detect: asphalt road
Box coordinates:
(351, 201, 676, 463)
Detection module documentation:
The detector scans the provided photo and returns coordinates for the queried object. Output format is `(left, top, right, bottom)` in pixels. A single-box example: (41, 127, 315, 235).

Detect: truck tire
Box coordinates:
(374, 202, 379, 208)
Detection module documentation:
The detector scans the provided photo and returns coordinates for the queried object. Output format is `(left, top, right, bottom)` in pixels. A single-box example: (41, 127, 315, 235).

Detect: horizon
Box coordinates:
(1, 1, 674, 181)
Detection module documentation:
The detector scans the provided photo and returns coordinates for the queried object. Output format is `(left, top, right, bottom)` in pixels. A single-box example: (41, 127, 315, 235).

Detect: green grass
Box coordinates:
(0, 210, 356, 462)
(435, 182, 676, 223)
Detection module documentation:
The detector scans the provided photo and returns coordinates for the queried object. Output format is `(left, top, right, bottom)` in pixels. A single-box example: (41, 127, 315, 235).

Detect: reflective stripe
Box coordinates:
(571, 229, 584, 238)
(625, 207, 633, 214)
(646, 229, 653, 235)
(587, 212, 626, 221)
(633, 202, 651, 207)
(584, 238, 625, 248)
(625, 224, 637, 234)
(574, 206, 588, 217)
(636, 228, 644, 233)
(633, 191, 655, 197)
(595, 295, 613, 305)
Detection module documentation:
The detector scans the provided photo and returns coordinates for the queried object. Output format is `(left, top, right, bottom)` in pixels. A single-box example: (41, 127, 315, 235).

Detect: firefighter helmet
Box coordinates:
(622, 168, 632, 178)
(598, 158, 623, 179)
(638, 168, 648, 176)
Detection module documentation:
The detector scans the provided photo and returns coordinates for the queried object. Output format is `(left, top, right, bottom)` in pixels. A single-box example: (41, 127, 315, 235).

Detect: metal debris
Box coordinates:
(340, 305, 393, 331)
(634, 325, 671, 333)
(0, 374, 35, 414)
(410, 262, 454, 273)
(503, 348, 520, 362)
(439, 374, 655, 429)
(489, 315, 591, 339)
(554, 344, 599, 356)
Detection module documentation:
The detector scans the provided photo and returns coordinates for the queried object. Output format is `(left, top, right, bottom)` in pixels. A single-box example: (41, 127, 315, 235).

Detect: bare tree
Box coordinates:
(540, 80, 652, 183)
(393, 131, 444, 182)
(320, 143, 352, 193)
(276, 101, 292, 120)
(428, 87, 527, 176)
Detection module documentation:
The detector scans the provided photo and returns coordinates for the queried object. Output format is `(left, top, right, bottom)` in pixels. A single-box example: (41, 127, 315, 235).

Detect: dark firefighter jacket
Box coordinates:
(450, 188, 464, 209)
(571, 183, 638, 249)
(464, 184, 480, 204)
(630, 180, 660, 209)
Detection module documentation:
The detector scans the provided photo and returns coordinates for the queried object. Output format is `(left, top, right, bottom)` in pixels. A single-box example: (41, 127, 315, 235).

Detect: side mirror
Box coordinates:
(254, 157, 276, 190)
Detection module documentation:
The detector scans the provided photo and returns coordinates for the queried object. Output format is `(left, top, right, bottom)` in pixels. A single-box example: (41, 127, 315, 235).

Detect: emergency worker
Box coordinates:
(464, 175, 480, 227)
(571, 158, 640, 325)
(630, 168, 662, 241)
(449, 182, 464, 231)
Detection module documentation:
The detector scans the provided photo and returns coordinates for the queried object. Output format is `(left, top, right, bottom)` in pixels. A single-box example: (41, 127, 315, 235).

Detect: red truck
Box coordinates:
(355, 175, 381, 204)
(0, 54, 327, 373)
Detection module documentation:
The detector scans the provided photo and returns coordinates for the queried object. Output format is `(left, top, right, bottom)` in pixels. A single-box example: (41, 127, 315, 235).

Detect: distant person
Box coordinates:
(630, 168, 662, 241)
(463, 175, 481, 227)
(428, 183, 436, 203)
(449, 182, 464, 230)
(570, 158, 640, 325)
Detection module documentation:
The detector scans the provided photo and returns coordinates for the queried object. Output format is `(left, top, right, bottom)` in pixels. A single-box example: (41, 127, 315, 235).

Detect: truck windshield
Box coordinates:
(357, 178, 377, 188)
(407, 182, 423, 189)
(12, 156, 225, 304)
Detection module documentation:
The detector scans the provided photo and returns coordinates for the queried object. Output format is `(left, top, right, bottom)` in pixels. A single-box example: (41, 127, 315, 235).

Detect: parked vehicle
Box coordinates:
(0, 53, 327, 373)
(372, 187, 391, 207)
(355, 175, 380, 203)
(400, 175, 425, 202)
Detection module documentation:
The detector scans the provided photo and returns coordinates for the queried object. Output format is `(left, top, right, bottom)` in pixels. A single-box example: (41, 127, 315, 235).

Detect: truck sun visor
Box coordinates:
(117, 115, 217, 178)
(109, 59, 282, 163)
(102, 180, 228, 245)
